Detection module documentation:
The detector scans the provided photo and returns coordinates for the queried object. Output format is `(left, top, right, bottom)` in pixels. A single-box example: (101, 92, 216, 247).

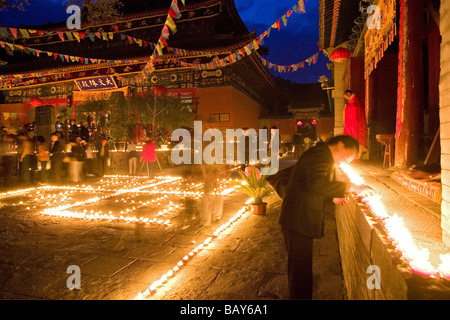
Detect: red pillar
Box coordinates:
(395, 0, 424, 167)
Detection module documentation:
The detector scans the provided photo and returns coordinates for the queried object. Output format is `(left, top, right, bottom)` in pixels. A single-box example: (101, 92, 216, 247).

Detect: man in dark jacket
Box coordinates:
(279, 135, 374, 299)
(79, 122, 90, 142)
(49, 133, 65, 183)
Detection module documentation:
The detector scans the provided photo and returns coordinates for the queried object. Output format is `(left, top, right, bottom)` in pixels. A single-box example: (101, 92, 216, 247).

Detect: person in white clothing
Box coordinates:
(126, 138, 138, 176)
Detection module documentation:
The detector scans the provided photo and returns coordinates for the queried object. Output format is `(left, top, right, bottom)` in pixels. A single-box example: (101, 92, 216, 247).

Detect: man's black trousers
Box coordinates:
(282, 227, 314, 299)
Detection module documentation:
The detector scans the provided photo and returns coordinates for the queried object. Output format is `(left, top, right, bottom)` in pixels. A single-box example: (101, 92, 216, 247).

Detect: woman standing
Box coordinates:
(141, 137, 156, 179)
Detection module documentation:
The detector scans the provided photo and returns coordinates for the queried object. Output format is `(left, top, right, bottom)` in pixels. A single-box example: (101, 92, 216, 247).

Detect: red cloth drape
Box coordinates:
(343, 94, 367, 148)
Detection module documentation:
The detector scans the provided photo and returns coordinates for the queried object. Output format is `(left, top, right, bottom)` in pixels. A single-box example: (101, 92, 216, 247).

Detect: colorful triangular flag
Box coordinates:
(57, 32, 65, 41)
(8, 28, 17, 39)
(168, 0, 181, 19)
(19, 29, 30, 38)
(165, 15, 177, 34)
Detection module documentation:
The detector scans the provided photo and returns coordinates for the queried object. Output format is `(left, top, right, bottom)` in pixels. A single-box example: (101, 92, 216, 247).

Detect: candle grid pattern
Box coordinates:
(0, 172, 257, 299)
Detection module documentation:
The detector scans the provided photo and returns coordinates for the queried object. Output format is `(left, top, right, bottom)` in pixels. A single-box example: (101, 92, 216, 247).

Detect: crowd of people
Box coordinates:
(0, 119, 116, 187)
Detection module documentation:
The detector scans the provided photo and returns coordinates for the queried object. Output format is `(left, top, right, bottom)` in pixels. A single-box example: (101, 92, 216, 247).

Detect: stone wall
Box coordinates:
(440, 0, 450, 247)
(335, 173, 450, 299)
(335, 196, 408, 299)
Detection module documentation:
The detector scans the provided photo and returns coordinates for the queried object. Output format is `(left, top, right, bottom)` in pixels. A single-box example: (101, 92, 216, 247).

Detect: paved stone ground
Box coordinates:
(0, 160, 345, 300)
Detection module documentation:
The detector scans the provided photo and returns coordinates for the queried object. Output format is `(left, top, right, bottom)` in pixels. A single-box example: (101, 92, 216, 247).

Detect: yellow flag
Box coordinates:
(253, 40, 259, 50)
(165, 15, 177, 33)
(73, 32, 80, 42)
(65, 31, 74, 41)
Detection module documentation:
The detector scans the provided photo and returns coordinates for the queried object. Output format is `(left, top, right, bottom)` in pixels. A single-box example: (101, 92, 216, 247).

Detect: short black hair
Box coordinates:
(326, 135, 360, 154)
(344, 90, 353, 95)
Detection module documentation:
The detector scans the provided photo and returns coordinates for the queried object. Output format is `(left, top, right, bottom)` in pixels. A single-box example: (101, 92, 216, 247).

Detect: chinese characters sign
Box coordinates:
(75, 76, 118, 91)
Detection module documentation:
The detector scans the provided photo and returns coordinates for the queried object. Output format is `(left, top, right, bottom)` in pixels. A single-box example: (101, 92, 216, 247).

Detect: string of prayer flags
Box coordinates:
(257, 51, 321, 73)
(178, 39, 260, 71)
(122, 0, 184, 86)
(258, 0, 306, 44)
(293, 0, 306, 13)
(0, 40, 142, 68)
(0, 0, 188, 45)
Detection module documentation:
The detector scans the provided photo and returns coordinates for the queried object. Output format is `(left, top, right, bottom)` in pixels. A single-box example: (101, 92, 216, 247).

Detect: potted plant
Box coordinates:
(237, 166, 273, 215)
(159, 136, 169, 150)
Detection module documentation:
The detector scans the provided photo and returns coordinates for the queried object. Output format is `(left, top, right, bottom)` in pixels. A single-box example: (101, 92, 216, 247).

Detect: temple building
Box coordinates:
(0, 0, 283, 139)
(259, 82, 333, 149)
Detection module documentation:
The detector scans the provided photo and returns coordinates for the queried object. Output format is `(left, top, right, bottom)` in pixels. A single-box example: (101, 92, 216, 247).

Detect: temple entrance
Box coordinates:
(366, 51, 398, 161)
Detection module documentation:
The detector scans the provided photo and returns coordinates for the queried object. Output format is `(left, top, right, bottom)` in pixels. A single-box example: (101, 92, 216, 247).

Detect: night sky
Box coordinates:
(0, 0, 331, 84)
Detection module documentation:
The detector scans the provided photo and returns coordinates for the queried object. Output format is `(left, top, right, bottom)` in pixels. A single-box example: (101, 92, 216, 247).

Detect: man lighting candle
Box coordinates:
(279, 135, 375, 299)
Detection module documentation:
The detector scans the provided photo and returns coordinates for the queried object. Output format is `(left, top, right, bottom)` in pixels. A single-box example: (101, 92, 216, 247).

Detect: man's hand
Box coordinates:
(333, 197, 348, 205)
(349, 184, 376, 197)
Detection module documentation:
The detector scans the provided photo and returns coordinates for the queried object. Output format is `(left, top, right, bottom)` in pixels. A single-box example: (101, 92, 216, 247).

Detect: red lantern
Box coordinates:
(29, 97, 43, 106)
(153, 85, 167, 95)
(312, 119, 317, 125)
(296, 120, 303, 126)
(330, 47, 351, 63)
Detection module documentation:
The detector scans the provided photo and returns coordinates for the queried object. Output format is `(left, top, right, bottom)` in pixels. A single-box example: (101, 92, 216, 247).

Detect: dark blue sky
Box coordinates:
(0, 0, 330, 84)
(235, 0, 330, 84)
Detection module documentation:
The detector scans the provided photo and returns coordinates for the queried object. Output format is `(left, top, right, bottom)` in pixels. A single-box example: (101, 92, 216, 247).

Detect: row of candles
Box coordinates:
(135, 197, 254, 299)
(340, 163, 450, 279)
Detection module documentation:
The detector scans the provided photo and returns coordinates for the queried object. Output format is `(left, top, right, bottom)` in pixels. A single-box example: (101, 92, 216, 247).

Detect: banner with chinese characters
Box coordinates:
(75, 76, 118, 91)
(364, 0, 396, 79)
(72, 86, 128, 103)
